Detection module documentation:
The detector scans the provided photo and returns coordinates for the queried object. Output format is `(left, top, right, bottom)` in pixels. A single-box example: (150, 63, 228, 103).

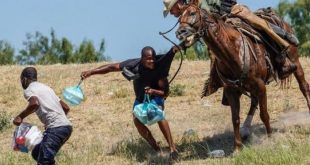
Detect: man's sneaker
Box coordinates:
(169, 151, 179, 161)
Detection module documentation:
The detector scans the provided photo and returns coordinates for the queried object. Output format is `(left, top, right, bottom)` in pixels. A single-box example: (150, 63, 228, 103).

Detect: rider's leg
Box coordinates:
(269, 23, 299, 46)
(230, 4, 297, 79)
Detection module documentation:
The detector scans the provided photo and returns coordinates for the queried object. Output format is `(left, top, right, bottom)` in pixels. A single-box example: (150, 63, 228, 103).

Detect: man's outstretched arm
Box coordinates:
(81, 63, 121, 79)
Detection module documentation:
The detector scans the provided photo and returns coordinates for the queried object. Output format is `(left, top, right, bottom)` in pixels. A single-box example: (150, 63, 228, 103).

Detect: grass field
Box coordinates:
(0, 58, 310, 164)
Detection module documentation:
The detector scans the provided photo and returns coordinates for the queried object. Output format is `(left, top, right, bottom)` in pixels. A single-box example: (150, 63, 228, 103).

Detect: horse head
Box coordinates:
(176, 0, 211, 47)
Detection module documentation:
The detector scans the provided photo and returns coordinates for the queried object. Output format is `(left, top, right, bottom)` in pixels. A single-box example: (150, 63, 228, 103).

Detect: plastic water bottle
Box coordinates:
(147, 109, 156, 120)
(208, 150, 225, 158)
(19, 145, 29, 153)
(16, 136, 26, 145)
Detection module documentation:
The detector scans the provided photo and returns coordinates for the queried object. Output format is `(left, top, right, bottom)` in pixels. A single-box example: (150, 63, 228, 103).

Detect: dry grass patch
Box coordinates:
(0, 59, 310, 164)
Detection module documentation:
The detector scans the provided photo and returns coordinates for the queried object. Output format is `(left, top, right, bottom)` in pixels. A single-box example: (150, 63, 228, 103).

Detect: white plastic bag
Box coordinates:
(12, 123, 43, 153)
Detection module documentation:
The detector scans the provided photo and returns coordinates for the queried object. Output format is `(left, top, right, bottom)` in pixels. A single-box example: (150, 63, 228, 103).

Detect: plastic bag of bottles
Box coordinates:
(133, 94, 165, 125)
(63, 80, 84, 106)
(12, 123, 43, 153)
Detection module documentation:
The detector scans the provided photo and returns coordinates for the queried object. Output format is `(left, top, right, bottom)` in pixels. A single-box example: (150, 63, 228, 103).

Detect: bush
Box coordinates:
(0, 111, 11, 132)
(299, 41, 310, 57)
(169, 84, 186, 97)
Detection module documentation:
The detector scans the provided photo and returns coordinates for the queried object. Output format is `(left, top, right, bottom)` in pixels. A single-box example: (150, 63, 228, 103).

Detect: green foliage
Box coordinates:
(0, 41, 14, 65)
(0, 111, 11, 132)
(300, 41, 310, 56)
(175, 41, 209, 60)
(277, 0, 310, 56)
(169, 84, 186, 97)
(15, 29, 109, 64)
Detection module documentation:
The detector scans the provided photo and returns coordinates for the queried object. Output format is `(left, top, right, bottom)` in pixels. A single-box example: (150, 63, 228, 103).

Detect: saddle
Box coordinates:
(201, 8, 294, 100)
(223, 7, 292, 83)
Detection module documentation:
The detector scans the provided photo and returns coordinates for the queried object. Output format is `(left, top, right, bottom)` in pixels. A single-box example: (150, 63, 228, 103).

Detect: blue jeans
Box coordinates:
(31, 125, 72, 165)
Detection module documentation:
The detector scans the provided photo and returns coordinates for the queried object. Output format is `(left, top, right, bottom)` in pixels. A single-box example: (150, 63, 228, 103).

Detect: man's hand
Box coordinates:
(81, 70, 92, 80)
(13, 116, 22, 126)
(172, 42, 186, 53)
(144, 86, 154, 95)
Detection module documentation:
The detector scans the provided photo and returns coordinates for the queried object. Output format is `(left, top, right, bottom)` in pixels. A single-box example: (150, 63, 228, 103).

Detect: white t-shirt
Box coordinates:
(24, 81, 71, 128)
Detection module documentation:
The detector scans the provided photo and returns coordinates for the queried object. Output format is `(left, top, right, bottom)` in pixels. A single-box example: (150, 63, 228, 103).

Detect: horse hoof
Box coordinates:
(240, 126, 251, 140)
(267, 133, 272, 138)
(232, 148, 241, 156)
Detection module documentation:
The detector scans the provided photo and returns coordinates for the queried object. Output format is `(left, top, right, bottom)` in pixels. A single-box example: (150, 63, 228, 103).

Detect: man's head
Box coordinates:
(163, 0, 187, 17)
(20, 67, 37, 89)
(141, 46, 156, 70)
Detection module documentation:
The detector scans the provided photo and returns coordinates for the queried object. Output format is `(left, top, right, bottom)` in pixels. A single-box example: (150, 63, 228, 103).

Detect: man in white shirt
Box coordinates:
(13, 67, 72, 165)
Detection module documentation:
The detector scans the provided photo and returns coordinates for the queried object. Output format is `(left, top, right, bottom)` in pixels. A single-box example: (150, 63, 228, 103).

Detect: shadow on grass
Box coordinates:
(107, 124, 288, 163)
(108, 131, 235, 163)
(108, 138, 173, 164)
(176, 129, 235, 161)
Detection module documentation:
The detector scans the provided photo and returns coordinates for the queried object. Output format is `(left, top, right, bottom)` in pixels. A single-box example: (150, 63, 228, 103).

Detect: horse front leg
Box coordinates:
(224, 88, 242, 151)
(240, 96, 258, 140)
(257, 80, 272, 136)
(293, 59, 310, 113)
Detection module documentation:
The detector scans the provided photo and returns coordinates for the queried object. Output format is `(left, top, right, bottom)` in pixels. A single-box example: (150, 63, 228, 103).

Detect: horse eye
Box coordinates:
(190, 12, 196, 16)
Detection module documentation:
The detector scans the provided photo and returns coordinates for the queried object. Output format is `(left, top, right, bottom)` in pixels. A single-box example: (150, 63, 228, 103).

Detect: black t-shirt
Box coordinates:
(119, 48, 175, 102)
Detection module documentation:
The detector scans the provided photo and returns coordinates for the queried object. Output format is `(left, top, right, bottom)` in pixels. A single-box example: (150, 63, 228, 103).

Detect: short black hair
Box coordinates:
(21, 67, 37, 81)
(141, 46, 156, 58)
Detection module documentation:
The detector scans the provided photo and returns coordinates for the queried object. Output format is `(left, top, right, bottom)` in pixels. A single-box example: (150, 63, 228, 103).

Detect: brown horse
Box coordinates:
(176, 0, 310, 151)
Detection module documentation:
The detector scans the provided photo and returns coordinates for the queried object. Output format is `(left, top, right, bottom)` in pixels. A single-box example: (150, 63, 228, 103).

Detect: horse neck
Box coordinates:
(202, 17, 243, 75)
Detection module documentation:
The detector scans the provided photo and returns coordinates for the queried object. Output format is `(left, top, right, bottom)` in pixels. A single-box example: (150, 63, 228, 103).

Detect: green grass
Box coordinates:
(0, 111, 11, 132)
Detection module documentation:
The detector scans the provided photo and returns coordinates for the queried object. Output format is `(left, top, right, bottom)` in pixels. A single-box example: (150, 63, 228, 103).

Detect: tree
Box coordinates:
(16, 29, 109, 64)
(277, 0, 310, 56)
(75, 40, 98, 63)
(0, 41, 14, 65)
(16, 32, 50, 64)
(60, 38, 74, 63)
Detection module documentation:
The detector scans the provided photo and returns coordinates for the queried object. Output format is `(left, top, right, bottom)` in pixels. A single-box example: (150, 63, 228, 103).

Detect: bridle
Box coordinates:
(158, 4, 212, 85)
(179, 4, 204, 30)
(177, 4, 215, 41)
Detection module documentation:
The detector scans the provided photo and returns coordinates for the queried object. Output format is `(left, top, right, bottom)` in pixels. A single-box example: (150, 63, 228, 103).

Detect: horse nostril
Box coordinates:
(181, 29, 187, 33)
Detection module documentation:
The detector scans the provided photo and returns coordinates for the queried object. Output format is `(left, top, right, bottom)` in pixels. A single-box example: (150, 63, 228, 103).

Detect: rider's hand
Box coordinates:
(81, 70, 92, 80)
(13, 116, 22, 126)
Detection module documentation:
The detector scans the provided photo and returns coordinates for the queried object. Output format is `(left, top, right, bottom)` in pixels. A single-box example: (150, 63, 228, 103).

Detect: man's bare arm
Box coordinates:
(81, 63, 121, 79)
(60, 100, 70, 115)
(13, 96, 40, 126)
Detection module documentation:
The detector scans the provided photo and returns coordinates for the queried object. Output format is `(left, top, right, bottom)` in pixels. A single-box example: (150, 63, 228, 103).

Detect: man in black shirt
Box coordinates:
(81, 45, 180, 159)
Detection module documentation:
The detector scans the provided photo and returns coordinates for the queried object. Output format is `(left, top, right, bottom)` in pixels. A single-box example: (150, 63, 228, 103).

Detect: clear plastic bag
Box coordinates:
(133, 94, 165, 125)
(12, 123, 43, 153)
(63, 80, 84, 106)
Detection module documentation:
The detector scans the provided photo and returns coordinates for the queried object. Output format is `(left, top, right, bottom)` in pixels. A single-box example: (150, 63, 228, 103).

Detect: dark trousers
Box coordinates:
(31, 125, 72, 165)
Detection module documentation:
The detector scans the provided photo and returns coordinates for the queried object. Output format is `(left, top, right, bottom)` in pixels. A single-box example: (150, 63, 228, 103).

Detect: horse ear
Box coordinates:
(190, 0, 200, 6)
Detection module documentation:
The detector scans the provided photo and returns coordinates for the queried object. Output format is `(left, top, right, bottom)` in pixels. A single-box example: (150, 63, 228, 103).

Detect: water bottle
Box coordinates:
(147, 109, 156, 121)
(208, 149, 225, 158)
(16, 136, 26, 145)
